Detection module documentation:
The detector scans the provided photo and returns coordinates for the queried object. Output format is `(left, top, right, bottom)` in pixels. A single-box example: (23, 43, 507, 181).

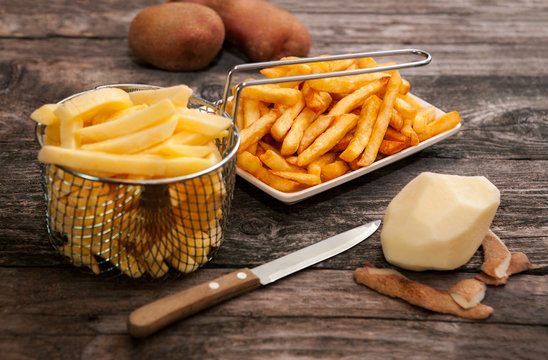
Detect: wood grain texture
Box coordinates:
(0, 0, 547, 358)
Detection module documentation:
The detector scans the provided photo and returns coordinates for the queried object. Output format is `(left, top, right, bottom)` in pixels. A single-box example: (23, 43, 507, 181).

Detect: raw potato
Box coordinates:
(128, 3, 225, 71)
(381, 172, 500, 271)
(174, 0, 310, 61)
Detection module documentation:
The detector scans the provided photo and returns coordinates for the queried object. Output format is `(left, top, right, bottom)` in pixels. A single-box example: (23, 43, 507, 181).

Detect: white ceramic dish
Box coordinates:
(236, 94, 461, 204)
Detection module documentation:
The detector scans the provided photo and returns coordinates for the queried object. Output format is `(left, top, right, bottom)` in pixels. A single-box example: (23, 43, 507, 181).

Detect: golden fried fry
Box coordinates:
(238, 107, 281, 153)
(357, 71, 402, 166)
(327, 78, 389, 116)
(237, 151, 300, 192)
(321, 160, 349, 181)
(298, 115, 336, 154)
(339, 95, 382, 162)
(298, 113, 359, 167)
(241, 84, 302, 106)
(281, 108, 318, 156)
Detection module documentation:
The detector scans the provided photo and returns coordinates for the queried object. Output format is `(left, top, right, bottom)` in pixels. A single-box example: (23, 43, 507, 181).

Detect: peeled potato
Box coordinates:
(128, 2, 225, 71)
(380, 172, 500, 271)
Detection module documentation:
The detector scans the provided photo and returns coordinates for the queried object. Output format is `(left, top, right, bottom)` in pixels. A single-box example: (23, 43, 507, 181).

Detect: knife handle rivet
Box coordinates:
(236, 272, 247, 279)
(209, 282, 220, 290)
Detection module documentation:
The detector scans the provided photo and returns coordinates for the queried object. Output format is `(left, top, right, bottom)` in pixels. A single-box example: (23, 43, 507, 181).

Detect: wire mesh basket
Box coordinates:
(36, 84, 240, 278)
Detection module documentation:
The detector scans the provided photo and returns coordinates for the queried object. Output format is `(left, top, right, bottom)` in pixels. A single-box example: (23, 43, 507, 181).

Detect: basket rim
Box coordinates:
(35, 84, 240, 186)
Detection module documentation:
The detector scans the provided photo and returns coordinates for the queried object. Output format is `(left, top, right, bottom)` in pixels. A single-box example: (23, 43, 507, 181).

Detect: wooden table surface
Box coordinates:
(1, 0, 547, 359)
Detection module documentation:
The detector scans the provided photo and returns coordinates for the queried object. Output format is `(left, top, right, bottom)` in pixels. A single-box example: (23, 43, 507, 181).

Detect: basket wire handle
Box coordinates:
(220, 48, 432, 124)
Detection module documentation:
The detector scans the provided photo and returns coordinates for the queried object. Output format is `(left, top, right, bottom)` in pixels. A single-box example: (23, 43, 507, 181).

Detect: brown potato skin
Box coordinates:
(171, 0, 310, 62)
(129, 2, 225, 71)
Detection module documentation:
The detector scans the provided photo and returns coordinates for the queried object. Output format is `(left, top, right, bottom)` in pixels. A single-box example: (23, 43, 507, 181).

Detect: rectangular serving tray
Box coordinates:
(236, 94, 461, 204)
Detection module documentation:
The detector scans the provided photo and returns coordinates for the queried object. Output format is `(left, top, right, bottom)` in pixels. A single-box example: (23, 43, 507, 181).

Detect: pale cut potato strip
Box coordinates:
(128, 84, 192, 107)
(78, 99, 176, 142)
(31, 104, 59, 126)
(39, 146, 217, 178)
(81, 115, 177, 154)
(176, 108, 232, 137)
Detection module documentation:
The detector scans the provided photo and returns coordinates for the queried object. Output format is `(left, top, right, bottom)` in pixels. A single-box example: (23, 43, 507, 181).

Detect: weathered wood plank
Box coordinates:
(1, 268, 546, 359)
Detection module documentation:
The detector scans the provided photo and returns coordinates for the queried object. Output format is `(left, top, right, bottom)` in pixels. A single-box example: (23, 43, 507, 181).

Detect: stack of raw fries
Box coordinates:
(229, 57, 461, 192)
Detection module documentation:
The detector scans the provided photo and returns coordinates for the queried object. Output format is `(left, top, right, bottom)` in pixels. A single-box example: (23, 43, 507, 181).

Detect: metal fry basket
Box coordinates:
(37, 84, 240, 278)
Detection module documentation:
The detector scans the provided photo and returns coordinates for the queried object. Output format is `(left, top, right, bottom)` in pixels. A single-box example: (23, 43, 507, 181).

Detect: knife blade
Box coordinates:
(128, 219, 380, 337)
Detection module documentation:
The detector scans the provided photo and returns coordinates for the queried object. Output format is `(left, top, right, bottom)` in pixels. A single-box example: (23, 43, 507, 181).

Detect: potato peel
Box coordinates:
(354, 263, 494, 319)
(480, 229, 511, 278)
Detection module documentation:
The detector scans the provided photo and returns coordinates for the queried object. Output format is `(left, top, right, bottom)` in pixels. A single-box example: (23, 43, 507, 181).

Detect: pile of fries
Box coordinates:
(32, 85, 233, 277)
(229, 57, 461, 192)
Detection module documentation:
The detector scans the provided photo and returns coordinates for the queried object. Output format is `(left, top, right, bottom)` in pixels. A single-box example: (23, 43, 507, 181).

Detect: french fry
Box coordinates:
(379, 140, 407, 155)
(307, 73, 389, 94)
(237, 151, 301, 192)
(357, 71, 402, 167)
(321, 160, 349, 181)
(270, 96, 305, 141)
(242, 98, 262, 128)
(270, 170, 321, 186)
(238, 107, 281, 153)
(331, 130, 355, 152)
(260, 150, 306, 173)
(384, 127, 412, 145)
(412, 105, 435, 134)
(400, 114, 419, 146)
(302, 82, 333, 113)
(307, 152, 337, 177)
(241, 84, 302, 106)
(298, 115, 336, 154)
(418, 111, 462, 141)
(327, 77, 389, 116)
(339, 95, 382, 162)
(281, 108, 318, 156)
(394, 96, 418, 120)
(297, 113, 359, 167)
(390, 109, 404, 131)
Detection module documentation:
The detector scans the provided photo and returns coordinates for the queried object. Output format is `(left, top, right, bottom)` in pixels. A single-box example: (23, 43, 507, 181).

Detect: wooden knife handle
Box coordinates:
(128, 268, 261, 338)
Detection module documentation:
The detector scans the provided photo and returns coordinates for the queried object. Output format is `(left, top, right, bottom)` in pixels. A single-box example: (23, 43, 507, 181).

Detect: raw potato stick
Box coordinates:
(354, 263, 494, 319)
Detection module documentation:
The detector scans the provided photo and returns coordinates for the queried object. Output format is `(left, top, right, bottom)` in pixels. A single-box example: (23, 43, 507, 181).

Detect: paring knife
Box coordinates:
(128, 219, 381, 337)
